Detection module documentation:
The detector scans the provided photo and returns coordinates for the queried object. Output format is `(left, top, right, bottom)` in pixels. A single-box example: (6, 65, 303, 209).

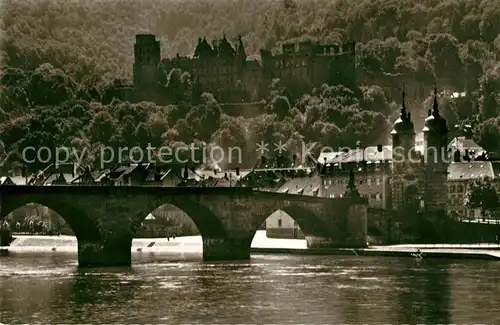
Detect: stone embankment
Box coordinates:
(2, 234, 500, 260)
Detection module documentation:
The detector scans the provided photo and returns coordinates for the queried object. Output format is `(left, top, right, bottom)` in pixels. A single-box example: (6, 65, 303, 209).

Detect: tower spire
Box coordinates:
(432, 85, 440, 117)
(401, 83, 407, 120)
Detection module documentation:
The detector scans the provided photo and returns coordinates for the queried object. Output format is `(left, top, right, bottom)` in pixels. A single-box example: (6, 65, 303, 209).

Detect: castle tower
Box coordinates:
(391, 87, 417, 211)
(422, 87, 449, 213)
(133, 34, 161, 90)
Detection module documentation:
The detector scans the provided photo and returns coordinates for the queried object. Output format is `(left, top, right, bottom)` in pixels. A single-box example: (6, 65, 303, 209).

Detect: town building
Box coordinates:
(448, 134, 485, 160)
(27, 163, 82, 186)
(447, 161, 495, 219)
(71, 168, 96, 185)
(265, 176, 320, 238)
(317, 145, 392, 209)
(265, 210, 304, 239)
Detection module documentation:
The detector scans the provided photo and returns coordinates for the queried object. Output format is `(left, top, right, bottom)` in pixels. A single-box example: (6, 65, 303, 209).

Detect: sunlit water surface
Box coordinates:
(1, 231, 499, 324)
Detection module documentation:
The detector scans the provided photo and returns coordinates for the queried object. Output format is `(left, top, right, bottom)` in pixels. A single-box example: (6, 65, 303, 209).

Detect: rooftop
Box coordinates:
(448, 137, 484, 152)
(447, 161, 495, 181)
(276, 176, 321, 196)
(317, 145, 392, 164)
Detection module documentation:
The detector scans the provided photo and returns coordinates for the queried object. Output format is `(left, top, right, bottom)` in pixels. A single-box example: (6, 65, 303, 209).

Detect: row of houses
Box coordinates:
(1, 163, 208, 187)
(0, 161, 311, 190)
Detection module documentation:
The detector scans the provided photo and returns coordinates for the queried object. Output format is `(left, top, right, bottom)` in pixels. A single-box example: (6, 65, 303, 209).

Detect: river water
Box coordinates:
(1, 232, 500, 324)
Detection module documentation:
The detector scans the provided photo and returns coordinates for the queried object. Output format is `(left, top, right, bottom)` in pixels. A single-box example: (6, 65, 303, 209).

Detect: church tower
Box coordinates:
(391, 88, 417, 211)
(422, 87, 449, 213)
(133, 34, 161, 90)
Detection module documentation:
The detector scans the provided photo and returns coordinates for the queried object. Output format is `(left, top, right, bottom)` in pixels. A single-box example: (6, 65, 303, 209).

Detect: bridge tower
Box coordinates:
(422, 87, 449, 213)
(390, 87, 417, 211)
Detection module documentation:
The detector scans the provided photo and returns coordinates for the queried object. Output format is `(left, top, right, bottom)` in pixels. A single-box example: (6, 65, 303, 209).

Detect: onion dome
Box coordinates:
(391, 86, 415, 135)
(422, 86, 448, 134)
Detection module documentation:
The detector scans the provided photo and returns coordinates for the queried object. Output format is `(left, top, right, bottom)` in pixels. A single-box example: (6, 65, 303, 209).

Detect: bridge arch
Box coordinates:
(133, 197, 226, 239)
(250, 204, 329, 244)
(1, 198, 101, 241)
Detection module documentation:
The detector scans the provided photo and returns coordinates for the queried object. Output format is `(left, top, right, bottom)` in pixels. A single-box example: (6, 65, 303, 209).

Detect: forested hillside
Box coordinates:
(1, 0, 500, 173)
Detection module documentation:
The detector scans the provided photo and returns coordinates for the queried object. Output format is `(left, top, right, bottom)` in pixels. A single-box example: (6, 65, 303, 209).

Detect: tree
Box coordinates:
(166, 69, 191, 104)
(87, 111, 116, 145)
(473, 118, 500, 153)
(361, 85, 389, 115)
(466, 178, 499, 221)
(266, 95, 291, 120)
(28, 63, 76, 106)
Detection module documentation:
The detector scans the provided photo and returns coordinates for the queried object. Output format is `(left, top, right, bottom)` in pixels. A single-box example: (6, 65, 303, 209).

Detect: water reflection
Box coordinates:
(66, 268, 142, 323)
(395, 259, 451, 324)
(69, 268, 138, 304)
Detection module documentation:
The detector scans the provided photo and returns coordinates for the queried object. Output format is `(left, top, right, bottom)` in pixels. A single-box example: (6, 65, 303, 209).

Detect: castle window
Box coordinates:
(329, 179, 332, 185)
(367, 178, 372, 186)
(376, 193, 381, 201)
(376, 178, 380, 185)
(278, 219, 282, 228)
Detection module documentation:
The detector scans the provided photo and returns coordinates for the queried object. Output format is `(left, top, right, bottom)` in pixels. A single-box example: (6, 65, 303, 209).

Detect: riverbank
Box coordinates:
(250, 247, 500, 260)
(2, 233, 500, 260)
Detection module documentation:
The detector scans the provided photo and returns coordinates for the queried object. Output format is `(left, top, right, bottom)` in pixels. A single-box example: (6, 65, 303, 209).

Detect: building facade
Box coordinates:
(317, 146, 392, 209)
(447, 161, 495, 219)
(132, 34, 356, 104)
(260, 40, 356, 96)
(265, 210, 304, 239)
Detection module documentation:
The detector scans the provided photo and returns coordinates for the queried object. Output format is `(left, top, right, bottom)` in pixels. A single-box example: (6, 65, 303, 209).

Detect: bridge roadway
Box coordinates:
(0, 185, 368, 267)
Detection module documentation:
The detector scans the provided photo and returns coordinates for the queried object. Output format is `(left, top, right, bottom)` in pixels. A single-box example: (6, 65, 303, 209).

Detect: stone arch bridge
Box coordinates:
(0, 186, 368, 267)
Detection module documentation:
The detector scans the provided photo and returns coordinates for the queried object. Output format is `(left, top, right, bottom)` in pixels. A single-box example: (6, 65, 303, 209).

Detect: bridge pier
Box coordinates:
(203, 237, 252, 261)
(78, 236, 132, 267)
